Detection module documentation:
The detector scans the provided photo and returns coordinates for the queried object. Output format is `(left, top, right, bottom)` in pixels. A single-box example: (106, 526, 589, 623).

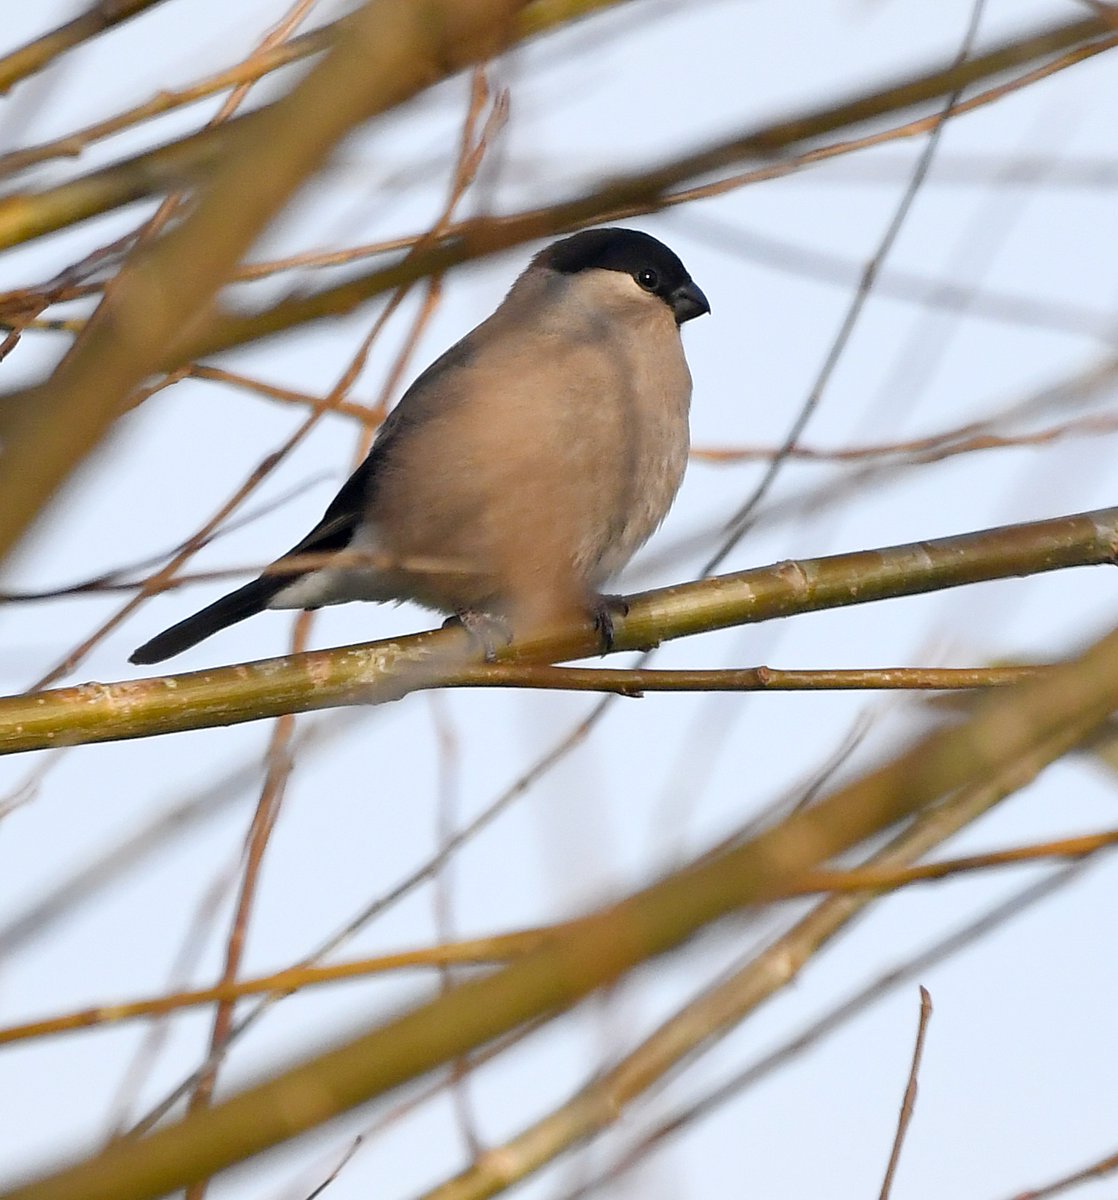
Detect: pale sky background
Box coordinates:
(2, 3, 1118, 1199)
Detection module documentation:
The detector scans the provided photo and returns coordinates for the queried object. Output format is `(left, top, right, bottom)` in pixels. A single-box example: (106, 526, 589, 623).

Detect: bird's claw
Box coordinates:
(444, 609, 513, 662)
(591, 595, 629, 654)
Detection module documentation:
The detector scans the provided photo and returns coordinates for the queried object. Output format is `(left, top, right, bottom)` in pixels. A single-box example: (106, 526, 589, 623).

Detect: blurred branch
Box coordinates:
(219, 27, 1118, 288)
(580, 866, 1087, 1199)
(681, 214, 1118, 345)
(2, 505, 1116, 754)
(1004, 1145, 1118, 1200)
(0, 0, 624, 253)
(0, 11, 1107, 296)
(0, 0, 543, 571)
(0, 26, 332, 177)
(692, 408, 1118, 465)
(10, 610, 1118, 1200)
(1077, 2, 1118, 33)
(417, 695, 1101, 1200)
(168, 11, 1118, 365)
(5, 828, 1116, 1047)
(0, 0, 617, 176)
(0, 927, 555, 1047)
(187, 364, 379, 424)
(0, 0, 169, 94)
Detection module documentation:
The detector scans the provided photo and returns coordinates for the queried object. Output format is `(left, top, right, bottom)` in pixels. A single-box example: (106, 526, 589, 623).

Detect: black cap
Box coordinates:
(543, 228, 710, 324)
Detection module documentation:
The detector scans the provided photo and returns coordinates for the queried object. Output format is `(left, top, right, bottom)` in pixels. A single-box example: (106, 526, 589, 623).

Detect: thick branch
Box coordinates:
(0, 506, 1115, 756)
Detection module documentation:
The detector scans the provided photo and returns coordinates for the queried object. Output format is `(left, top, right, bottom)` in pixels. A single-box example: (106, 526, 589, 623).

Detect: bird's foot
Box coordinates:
(591, 594, 629, 654)
(443, 609, 513, 662)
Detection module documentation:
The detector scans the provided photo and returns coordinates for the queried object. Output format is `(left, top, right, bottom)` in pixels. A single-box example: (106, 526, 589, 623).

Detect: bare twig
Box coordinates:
(878, 987, 934, 1200)
(1002, 1146, 1118, 1200)
(708, 0, 989, 572)
(435, 663, 1048, 695)
(0, 28, 332, 177)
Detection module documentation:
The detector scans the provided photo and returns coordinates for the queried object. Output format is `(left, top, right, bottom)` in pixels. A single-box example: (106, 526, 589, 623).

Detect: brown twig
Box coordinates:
(1003, 1145, 1118, 1200)
(6, 829, 1118, 1048)
(437, 663, 1047, 695)
(0, 27, 332, 176)
(878, 986, 934, 1200)
(709, 0, 989, 573)
(691, 408, 1118, 465)
(188, 364, 380, 426)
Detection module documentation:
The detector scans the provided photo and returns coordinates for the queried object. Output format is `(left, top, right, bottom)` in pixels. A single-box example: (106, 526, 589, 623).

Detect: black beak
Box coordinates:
(670, 280, 710, 324)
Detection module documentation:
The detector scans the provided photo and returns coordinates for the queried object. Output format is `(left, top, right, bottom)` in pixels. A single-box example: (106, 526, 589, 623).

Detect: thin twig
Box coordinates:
(878, 986, 934, 1200)
(302, 1138, 363, 1200)
(707, 0, 990, 573)
(437, 663, 1048, 694)
(1002, 1146, 1118, 1200)
(691, 408, 1118, 466)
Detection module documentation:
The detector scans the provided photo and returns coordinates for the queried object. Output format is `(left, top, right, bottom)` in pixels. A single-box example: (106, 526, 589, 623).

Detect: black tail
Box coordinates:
(129, 576, 283, 665)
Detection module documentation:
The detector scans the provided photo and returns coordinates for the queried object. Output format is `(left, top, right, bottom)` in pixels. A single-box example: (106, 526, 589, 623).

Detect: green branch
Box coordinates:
(1, 506, 1114, 756)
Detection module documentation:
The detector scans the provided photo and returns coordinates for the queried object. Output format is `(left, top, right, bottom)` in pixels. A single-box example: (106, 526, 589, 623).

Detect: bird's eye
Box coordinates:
(636, 268, 659, 292)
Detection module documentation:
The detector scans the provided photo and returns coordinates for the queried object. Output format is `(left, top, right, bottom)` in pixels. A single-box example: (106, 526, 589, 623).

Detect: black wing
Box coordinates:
(127, 347, 467, 665)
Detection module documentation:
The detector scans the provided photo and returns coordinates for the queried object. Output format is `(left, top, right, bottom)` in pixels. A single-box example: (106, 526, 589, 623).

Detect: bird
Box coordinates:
(129, 227, 710, 666)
